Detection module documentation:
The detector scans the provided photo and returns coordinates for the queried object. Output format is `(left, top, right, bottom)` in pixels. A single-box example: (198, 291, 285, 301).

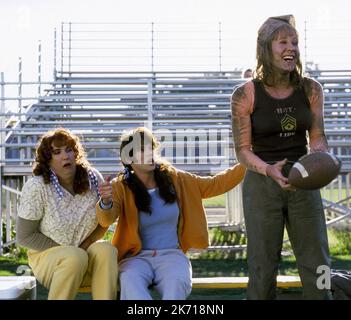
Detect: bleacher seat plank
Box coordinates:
(192, 275, 302, 289)
(77, 275, 302, 294)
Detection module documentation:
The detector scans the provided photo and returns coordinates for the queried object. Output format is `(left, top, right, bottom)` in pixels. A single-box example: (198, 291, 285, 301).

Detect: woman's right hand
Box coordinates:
(98, 176, 113, 205)
(266, 159, 295, 191)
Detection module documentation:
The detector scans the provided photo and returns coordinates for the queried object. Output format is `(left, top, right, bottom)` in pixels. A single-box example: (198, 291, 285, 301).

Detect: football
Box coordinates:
(288, 152, 342, 190)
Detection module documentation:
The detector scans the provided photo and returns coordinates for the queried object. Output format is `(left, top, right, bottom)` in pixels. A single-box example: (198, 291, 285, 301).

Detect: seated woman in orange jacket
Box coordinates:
(96, 127, 245, 300)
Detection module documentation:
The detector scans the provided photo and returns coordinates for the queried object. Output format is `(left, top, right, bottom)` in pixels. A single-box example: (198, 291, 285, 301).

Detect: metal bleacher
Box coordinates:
(2, 71, 245, 176)
(2, 70, 351, 177)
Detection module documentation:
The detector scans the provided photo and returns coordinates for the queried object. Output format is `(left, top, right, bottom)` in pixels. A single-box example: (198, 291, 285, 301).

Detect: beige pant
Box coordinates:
(28, 241, 118, 300)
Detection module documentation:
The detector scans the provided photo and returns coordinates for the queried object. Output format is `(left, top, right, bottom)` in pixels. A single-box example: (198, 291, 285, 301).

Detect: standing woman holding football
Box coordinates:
(231, 15, 331, 299)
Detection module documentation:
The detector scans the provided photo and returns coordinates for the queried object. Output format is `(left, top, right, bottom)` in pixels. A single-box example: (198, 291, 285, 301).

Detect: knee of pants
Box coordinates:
(119, 268, 153, 290)
(166, 277, 192, 291)
(119, 269, 140, 284)
(60, 247, 89, 272)
(88, 241, 118, 260)
(160, 277, 192, 299)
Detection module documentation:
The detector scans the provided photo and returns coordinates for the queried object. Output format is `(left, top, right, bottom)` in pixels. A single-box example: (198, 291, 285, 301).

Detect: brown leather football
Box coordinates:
(288, 152, 342, 190)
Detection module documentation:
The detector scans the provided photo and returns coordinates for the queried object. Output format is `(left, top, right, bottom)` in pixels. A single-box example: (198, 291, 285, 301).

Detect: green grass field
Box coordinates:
(202, 194, 225, 207)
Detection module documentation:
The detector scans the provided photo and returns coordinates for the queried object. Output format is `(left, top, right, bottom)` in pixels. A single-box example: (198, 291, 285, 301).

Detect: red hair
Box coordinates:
(33, 128, 91, 194)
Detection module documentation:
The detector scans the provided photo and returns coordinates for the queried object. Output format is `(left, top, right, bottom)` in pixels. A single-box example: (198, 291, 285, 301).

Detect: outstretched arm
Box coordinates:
(189, 163, 246, 198)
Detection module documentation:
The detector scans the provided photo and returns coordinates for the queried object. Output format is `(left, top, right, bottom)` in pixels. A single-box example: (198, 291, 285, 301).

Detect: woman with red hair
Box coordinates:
(17, 128, 118, 300)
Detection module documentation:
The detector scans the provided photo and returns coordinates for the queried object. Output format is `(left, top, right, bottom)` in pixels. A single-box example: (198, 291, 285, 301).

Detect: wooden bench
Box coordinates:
(78, 275, 302, 294)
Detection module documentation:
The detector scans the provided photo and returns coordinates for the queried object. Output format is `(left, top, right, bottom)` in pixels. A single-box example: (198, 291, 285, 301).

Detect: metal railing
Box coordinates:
(59, 22, 238, 73)
(56, 21, 351, 73)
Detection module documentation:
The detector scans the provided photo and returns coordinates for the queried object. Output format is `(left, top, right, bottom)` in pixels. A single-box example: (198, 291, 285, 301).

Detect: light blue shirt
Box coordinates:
(139, 188, 179, 250)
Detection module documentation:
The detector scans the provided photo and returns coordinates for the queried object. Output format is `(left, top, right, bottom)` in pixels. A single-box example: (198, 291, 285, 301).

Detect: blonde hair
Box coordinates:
(255, 21, 303, 88)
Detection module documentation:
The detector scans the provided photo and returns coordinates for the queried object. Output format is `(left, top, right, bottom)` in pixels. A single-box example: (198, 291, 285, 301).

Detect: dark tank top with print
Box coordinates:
(251, 80, 312, 162)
